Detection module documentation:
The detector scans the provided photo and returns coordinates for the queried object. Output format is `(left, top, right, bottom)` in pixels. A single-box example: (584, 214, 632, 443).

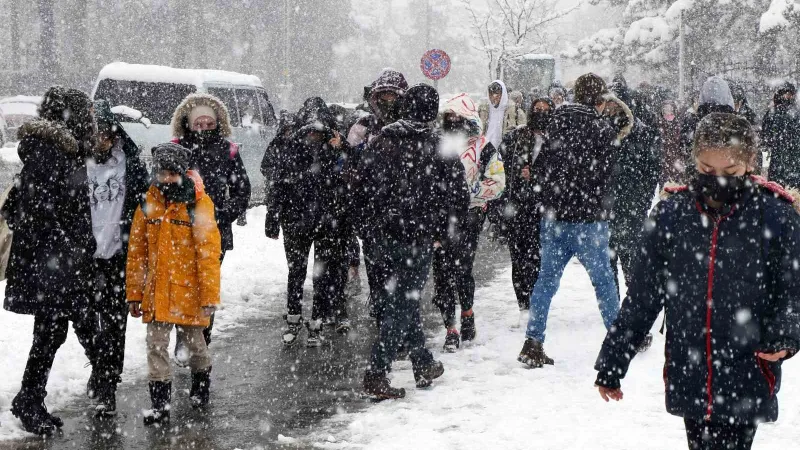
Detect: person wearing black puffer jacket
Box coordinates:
(761, 82, 800, 188)
(3, 86, 97, 435)
(171, 93, 252, 346)
(355, 84, 469, 400)
(595, 113, 800, 450)
(266, 98, 352, 347)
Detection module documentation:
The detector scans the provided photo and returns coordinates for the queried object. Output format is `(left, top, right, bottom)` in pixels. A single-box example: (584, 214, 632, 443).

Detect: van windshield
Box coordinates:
(94, 79, 196, 125)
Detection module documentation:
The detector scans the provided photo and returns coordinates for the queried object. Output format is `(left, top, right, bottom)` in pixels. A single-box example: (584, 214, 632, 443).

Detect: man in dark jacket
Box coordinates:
(356, 84, 469, 399)
(266, 98, 351, 347)
(3, 86, 97, 435)
(85, 100, 150, 416)
(171, 93, 252, 345)
(517, 73, 621, 368)
(761, 82, 800, 188)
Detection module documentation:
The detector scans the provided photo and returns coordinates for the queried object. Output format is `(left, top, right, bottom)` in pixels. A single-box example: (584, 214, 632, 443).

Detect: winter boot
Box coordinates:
(306, 319, 325, 348)
(443, 330, 460, 353)
(190, 367, 212, 409)
(518, 338, 555, 368)
(413, 360, 445, 388)
(282, 314, 303, 346)
(637, 333, 653, 353)
(461, 313, 477, 342)
(143, 381, 171, 426)
(10, 390, 60, 435)
(363, 371, 405, 400)
(94, 382, 118, 418)
(86, 368, 100, 399)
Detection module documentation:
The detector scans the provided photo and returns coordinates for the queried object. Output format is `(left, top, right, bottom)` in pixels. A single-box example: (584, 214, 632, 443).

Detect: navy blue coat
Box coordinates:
(595, 179, 800, 425)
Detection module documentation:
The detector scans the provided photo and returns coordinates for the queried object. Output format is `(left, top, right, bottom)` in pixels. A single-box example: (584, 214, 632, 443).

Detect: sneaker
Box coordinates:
(306, 319, 325, 348)
(637, 333, 653, 353)
(443, 330, 460, 353)
(413, 360, 445, 388)
(363, 372, 405, 400)
(283, 314, 303, 346)
(335, 318, 352, 334)
(517, 338, 554, 368)
(461, 314, 477, 342)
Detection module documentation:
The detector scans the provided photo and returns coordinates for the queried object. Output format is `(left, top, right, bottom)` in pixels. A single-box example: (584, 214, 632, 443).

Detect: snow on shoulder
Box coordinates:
(96, 62, 263, 88)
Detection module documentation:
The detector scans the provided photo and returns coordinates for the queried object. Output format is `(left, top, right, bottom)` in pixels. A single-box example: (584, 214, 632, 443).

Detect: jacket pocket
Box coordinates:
(169, 280, 200, 318)
(756, 356, 776, 397)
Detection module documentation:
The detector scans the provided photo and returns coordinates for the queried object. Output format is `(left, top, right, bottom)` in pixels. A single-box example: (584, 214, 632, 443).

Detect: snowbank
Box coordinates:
(760, 0, 799, 33)
(0, 144, 20, 164)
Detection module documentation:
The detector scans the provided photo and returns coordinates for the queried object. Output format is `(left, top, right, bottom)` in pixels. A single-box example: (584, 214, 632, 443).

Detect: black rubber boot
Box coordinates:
(461, 314, 477, 342)
(143, 381, 171, 426)
(413, 360, 445, 388)
(190, 367, 212, 409)
(10, 390, 60, 435)
(517, 338, 555, 368)
(94, 382, 117, 418)
(363, 371, 406, 400)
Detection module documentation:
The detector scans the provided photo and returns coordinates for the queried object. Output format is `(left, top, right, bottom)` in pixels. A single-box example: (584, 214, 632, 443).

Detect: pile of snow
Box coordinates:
(624, 17, 673, 46)
(760, 0, 800, 33)
(0, 143, 21, 164)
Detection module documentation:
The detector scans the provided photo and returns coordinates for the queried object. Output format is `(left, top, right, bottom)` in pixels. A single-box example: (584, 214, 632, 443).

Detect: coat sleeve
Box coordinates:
(126, 205, 148, 302)
(193, 196, 222, 307)
(594, 203, 668, 388)
(223, 150, 251, 225)
(764, 206, 800, 356)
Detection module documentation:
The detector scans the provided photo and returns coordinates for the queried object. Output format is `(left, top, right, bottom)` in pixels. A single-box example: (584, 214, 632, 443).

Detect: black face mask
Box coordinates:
(692, 172, 751, 206)
(190, 128, 221, 144)
(376, 98, 399, 123)
(155, 180, 192, 203)
(529, 111, 552, 131)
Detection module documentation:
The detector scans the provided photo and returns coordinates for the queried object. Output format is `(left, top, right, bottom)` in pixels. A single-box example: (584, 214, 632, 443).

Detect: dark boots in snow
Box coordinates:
(190, 367, 212, 409)
(461, 314, 476, 342)
(443, 330, 460, 353)
(363, 371, 406, 400)
(413, 360, 445, 388)
(518, 338, 555, 368)
(94, 383, 117, 418)
(11, 390, 62, 435)
(283, 314, 303, 346)
(306, 319, 325, 348)
(143, 381, 171, 426)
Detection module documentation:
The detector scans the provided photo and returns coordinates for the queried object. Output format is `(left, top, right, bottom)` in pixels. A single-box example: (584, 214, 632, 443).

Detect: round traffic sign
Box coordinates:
(420, 49, 451, 81)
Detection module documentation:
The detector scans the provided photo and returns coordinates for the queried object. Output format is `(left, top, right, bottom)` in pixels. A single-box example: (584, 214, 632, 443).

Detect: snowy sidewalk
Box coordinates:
(310, 261, 800, 450)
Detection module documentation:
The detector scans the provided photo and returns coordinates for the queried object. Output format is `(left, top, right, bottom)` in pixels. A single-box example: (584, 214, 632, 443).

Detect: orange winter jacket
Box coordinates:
(126, 171, 221, 327)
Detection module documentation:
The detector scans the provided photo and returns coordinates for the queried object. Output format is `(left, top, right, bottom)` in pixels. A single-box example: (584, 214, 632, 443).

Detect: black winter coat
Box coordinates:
(539, 104, 617, 222)
(610, 119, 661, 224)
(498, 127, 547, 228)
(115, 131, 150, 258)
(178, 134, 251, 251)
(761, 106, 800, 189)
(595, 180, 800, 425)
(352, 120, 469, 244)
(3, 121, 96, 316)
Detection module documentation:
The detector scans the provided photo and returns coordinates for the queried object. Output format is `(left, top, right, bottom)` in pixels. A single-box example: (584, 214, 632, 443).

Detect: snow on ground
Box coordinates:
(310, 262, 800, 450)
(0, 206, 290, 440)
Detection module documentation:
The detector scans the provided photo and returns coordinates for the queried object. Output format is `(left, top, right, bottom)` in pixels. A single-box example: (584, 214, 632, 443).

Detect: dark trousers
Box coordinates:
(19, 307, 94, 401)
(202, 250, 226, 345)
(609, 200, 650, 293)
(89, 253, 129, 388)
(284, 229, 348, 321)
(684, 418, 757, 450)
(363, 236, 388, 324)
(369, 239, 434, 374)
(432, 209, 484, 328)
(508, 211, 542, 310)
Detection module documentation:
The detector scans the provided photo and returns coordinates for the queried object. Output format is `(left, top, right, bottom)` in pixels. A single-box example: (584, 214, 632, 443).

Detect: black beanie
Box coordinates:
(401, 84, 439, 123)
(39, 86, 94, 140)
(152, 142, 191, 175)
(573, 73, 608, 106)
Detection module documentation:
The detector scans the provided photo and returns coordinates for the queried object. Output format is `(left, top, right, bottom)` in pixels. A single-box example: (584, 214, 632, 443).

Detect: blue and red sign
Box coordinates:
(420, 49, 451, 81)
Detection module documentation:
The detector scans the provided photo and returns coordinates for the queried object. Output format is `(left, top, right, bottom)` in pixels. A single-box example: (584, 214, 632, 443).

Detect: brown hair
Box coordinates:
(692, 112, 758, 163)
(573, 73, 608, 106)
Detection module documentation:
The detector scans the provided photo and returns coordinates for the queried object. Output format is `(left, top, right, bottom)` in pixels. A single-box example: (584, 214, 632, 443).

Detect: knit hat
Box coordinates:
(401, 84, 439, 123)
(39, 86, 94, 140)
(188, 105, 218, 128)
(573, 73, 608, 106)
(152, 142, 191, 175)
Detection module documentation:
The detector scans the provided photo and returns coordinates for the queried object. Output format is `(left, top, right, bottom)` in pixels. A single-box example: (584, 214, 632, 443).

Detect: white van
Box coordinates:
(91, 62, 277, 204)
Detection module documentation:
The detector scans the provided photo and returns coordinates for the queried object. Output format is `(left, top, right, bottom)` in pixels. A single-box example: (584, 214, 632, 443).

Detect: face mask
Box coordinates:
(191, 128, 221, 143)
(376, 98, 399, 123)
(663, 113, 675, 121)
(692, 172, 751, 205)
(529, 111, 552, 131)
(155, 181, 185, 202)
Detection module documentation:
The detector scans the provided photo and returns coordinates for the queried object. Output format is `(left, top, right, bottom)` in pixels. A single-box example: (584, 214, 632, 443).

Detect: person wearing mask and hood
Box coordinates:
(266, 98, 351, 346)
(762, 82, 800, 188)
(498, 97, 554, 319)
(434, 93, 505, 351)
(479, 80, 523, 149)
(3, 86, 97, 435)
(355, 84, 469, 400)
(171, 93, 251, 347)
(731, 83, 758, 127)
(84, 100, 150, 417)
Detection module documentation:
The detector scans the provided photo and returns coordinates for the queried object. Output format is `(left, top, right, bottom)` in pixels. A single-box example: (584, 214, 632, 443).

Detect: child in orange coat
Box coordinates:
(127, 142, 221, 425)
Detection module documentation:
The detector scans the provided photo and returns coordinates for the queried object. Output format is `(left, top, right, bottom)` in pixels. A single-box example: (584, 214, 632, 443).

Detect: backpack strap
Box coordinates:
(229, 142, 240, 160)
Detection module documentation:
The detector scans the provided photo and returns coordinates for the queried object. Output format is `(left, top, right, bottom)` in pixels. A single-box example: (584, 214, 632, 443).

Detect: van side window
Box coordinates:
(206, 88, 240, 127)
(95, 79, 195, 125)
(257, 91, 276, 126)
(235, 89, 263, 127)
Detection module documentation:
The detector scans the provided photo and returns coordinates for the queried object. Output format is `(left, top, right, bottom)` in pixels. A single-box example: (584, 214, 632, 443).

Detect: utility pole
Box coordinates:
(282, 0, 292, 109)
(678, 10, 685, 103)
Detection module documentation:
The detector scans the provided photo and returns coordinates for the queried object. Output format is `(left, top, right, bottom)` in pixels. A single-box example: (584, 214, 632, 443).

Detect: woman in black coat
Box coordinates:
(595, 113, 800, 450)
(3, 87, 97, 435)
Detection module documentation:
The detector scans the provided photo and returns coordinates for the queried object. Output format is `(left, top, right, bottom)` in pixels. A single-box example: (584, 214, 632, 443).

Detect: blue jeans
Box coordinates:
(526, 220, 620, 342)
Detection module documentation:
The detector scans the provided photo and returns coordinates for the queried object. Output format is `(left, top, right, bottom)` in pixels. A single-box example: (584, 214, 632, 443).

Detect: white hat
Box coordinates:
(188, 105, 218, 127)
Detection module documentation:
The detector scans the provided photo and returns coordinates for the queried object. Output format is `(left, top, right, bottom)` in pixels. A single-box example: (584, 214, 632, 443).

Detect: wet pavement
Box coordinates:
(1, 237, 511, 450)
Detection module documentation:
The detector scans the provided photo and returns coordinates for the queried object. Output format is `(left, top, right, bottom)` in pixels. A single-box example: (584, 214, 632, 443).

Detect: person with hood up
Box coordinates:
(517, 73, 623, 368)
(595, 113, 800, 450)
(658, 99, 685, 185)
(434, 93, 505, 351)
(2, 86, 97, 435)
(731, 83, 758, 127)
(680, 76, 735, 178)
(498, 97, 554, 318)
(83, 100, 150, 417)
(266, 98, 351, 346)
(479, 80, 524, 149)
(346, 69, 409, 325)
(355, 84, 469, 399)
(171, 93, 251, 347)
(761, 82, 800, 188)
(127, 143, 221, 425)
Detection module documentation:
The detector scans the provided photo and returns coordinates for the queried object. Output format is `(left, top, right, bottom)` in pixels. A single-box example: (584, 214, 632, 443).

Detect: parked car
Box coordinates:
(91, 62, 277, 204)
(0, 96, 41, 141)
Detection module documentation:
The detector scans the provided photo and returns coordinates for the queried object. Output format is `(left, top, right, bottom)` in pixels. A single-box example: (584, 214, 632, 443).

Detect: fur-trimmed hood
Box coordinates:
(16, 119, 79, 164)
(170, 93, 233, 139)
